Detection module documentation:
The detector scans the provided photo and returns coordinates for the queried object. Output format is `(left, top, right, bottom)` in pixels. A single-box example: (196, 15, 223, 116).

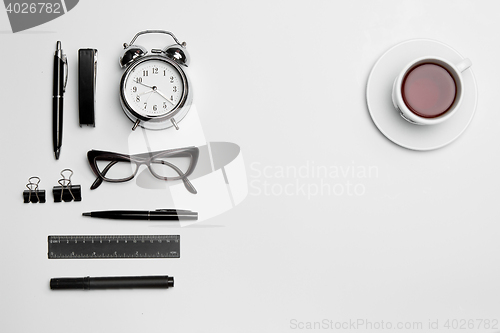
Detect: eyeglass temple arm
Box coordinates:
(90, 160, 118, 190)
(156, 160, 197, 194)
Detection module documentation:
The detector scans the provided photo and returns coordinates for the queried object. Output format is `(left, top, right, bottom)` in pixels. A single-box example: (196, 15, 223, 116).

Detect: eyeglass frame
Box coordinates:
(87, 146, 199, 194)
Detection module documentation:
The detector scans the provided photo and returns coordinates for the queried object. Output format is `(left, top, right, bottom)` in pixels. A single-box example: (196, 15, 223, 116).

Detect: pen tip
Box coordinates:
(54, 150, 60, 160)
(82, 212, 91, 217)
(56, 41, 61, 49)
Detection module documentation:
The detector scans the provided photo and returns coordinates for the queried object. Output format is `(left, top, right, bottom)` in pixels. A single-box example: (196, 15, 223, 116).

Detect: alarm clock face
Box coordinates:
(121, 57, 187, 121)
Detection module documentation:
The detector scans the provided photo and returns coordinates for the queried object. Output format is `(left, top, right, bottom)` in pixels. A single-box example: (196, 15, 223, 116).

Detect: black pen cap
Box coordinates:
(50, 277, 90, 290)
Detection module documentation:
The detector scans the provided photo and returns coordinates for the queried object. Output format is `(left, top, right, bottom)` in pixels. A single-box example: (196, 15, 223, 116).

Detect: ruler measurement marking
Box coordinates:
(48, 235, 180, 259)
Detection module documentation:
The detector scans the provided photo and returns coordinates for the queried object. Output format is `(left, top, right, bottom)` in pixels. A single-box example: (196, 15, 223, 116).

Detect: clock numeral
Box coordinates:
(153, 105, 158, 112)
(143, 103, 147, 110)
(170, 95, 174, 101)
(163, 102, 167, 109)
(136, 95, 140, 102)
(132, 87, 137, 93)
(136, 77, 142, 83)
(170, 76, 174, 83)
(153, 68, 158, 74)
(142, 70, 149, 77)
(173, 86, 177, 93)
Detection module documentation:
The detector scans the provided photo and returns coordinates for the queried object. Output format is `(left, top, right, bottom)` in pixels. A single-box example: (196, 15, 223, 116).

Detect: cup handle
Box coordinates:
(456, 58, 472, 72)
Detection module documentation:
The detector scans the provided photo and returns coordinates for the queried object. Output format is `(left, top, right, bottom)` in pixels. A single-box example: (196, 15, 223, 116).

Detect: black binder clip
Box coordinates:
(23, 176, 46, 203)
(53, 169, 82, 202)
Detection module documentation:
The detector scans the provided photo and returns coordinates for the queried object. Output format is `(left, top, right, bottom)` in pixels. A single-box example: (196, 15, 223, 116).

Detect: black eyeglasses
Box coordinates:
(87, 147, 199, 194)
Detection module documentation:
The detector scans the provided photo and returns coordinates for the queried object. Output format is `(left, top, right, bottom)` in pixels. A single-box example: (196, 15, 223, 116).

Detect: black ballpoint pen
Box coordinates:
(53, 41, 67, 160)
(82, 209, 198, 220)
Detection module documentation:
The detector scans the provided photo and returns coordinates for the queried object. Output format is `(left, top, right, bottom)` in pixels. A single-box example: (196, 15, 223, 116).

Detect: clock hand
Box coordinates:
(138, 89, 153, 96)
(139, 88, 154, 111)
(144, 90, 154, 104)
(134, 80, 154, 89)
(154, 89, 175, 105)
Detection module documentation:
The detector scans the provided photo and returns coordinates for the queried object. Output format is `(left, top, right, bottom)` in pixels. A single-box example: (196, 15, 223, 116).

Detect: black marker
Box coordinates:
(50, 275, 174, 290)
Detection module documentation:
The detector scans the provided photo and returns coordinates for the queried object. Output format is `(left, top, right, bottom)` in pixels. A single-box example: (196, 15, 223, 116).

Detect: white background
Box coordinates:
(1, 0, 499, 332)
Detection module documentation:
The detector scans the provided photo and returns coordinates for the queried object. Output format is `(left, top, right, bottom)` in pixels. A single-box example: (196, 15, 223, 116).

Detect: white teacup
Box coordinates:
(392, 56, 472, 125)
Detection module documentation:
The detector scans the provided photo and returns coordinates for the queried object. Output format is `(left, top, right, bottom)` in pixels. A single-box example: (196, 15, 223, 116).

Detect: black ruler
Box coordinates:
(48, 235, 180, 259)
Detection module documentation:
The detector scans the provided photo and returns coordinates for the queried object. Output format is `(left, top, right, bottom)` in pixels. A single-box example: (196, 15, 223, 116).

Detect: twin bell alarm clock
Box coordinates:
(119, 30, 192, 131)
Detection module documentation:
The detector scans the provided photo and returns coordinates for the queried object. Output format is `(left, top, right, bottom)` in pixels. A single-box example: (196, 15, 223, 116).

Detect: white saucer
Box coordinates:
(366, 39, 477, 151)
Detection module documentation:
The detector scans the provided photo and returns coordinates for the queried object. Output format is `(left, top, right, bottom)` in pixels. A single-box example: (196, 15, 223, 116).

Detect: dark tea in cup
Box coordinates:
(401, 63, 457, 118)
(393, 56, 471, 125)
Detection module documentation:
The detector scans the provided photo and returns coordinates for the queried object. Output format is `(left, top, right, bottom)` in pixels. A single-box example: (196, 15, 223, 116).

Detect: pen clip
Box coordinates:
(155, 209, 192, 213)
(62, 54, 68, 92)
